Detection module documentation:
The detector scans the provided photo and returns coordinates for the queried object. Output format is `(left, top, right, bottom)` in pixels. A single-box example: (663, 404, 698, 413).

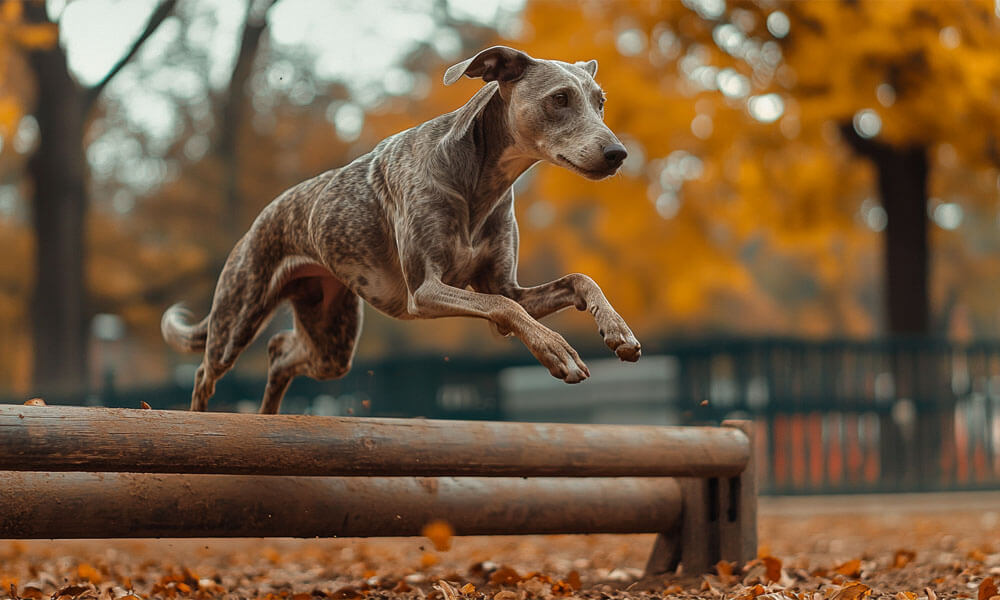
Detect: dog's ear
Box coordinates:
(444, 80, 500, 142)
(576, 59, 598, 78)
(443, 46, 533, 86)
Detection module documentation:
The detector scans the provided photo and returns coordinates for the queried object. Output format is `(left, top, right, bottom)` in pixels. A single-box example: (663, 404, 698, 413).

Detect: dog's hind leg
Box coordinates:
(258, 274, 362, 414)
(191, 249, 283, 411)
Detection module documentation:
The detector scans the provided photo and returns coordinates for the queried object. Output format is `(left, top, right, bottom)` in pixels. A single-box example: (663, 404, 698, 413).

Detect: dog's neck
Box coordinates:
(461, 92, 536, 226)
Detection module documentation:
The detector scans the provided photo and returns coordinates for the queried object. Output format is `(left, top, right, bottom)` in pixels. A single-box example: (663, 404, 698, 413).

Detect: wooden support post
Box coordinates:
(720, 420, 758, 565)
(645, 420, 757, 576)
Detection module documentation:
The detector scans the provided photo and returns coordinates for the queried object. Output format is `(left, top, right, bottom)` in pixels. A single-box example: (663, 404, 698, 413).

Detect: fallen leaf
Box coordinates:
(734, 584, 767, 600)
(421, 553, 440, 569)
(20, 587, 43, 600)
(834, 559, 862, 577)
(566, 571, 581, 590)
(489, 567, 521, 586)
(330, 587, 361, 600)
(77, 564, 102, 584)
(460, 583, 476, 595)
(893, 550, 916, 568)
(895, 593, 916, 600)
(980, 577, 998, 600)
(140, 402, 151, 409)
(434, 581, 459, 600)
(717, 560, 735, 583)
(393, 581, 411, 593)
(52, 585, 92, 599)
(831, 582, 871, 600)
(763, 556, 782, 583)
(24, 398, 45, 406)
(422, 520, 454, 552)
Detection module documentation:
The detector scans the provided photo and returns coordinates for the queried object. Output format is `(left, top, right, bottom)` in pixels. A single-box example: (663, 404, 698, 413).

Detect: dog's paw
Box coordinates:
(530, 332, 590, 384)
(599, 318, 641, 362)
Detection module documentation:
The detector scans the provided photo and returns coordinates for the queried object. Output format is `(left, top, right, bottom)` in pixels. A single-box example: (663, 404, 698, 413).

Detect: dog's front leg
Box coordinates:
(408, 277, 590, 383)
(499, 273, 641, 362)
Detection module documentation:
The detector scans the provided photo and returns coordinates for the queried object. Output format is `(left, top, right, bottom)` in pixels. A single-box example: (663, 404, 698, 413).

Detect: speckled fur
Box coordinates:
(162, 46, 641, 414)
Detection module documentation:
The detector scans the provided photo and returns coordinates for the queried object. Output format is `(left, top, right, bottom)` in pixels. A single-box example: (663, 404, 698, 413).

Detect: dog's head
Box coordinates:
(444, 46, 627, 180)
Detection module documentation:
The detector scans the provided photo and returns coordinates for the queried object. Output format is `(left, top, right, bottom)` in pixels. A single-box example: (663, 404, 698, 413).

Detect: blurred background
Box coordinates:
(1, 0, 999, 494)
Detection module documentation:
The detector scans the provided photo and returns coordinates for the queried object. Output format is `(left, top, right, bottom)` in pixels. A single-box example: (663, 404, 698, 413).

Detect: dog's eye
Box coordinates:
(552, 92, 569, 108)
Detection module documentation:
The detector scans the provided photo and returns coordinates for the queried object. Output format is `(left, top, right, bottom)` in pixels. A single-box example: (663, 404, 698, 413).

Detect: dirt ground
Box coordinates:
(1, 492, 998, 600)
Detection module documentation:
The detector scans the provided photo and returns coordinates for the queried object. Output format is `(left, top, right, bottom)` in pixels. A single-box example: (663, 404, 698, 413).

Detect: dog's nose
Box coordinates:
(603, 143, 628, 166)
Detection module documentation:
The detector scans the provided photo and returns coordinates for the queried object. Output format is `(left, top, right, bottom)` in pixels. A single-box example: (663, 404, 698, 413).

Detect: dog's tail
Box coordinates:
(161, 303, 208, 353)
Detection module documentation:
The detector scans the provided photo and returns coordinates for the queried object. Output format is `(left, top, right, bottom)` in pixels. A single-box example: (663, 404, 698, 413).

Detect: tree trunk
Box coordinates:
(26, 41, 89, 393)
(218, 0, 277, 242)
(876, 146, 929, 335)
(840, 124, 929, 335)
(24, 1, 176, 394)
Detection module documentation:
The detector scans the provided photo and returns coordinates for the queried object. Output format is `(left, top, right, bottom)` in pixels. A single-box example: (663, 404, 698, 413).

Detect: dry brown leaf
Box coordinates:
(734, 584, 767, 600)
(892, 550, 916, 569)
(434, 581, 460, 600)
(421, 553, 440, 569)
(762, 556, 783, 583)
(52, 585, 92, 599)
(20, 587, 43, 600)
(716, 560, 735, 583)
(489, 567, 521, 586)
(830, 582, 871, 600)
(894, 592, 916, 600)
(460, 583, 476, 595)
(834, 559, 862, 578)
(492, 592, 518, 600)
(422, 520, 454, 552)
(980, 578, 999, 600)
(140, 402, 151, 409)
(393, 581, 412, 593)
(330, 587, 361, 600)
(24, 398, 45, 406)
(76, 564, 102, 584)
(566, 571, 581, 590)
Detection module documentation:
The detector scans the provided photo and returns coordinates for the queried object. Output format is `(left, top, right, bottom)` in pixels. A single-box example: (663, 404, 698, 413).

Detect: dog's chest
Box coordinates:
(443, 239, 490, 286)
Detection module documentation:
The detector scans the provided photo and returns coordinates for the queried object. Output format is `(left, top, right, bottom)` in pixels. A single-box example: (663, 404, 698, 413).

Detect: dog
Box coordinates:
(162, 46, 641, 414)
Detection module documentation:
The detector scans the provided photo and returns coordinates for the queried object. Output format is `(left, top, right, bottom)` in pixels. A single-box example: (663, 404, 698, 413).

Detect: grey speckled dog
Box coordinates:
(162, 46, 641, 414)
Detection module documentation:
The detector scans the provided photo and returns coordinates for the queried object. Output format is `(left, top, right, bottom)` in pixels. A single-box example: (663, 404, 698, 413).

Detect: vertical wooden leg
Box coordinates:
(720, 420, 758, 565)
(645, 421, 758, 576)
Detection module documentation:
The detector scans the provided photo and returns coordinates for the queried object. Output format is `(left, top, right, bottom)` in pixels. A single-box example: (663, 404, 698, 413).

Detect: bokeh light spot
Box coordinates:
(748, 94, 784, 123)
(852, 109, 882, 139)
(766, 11, 790, 38)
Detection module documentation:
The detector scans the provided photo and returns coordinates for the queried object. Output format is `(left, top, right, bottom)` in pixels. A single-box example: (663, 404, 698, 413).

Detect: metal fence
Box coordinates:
(8, 338, 1000, 495)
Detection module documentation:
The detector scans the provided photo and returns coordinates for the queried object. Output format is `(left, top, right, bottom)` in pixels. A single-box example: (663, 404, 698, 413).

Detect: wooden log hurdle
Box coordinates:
(0, 405, 757, 575)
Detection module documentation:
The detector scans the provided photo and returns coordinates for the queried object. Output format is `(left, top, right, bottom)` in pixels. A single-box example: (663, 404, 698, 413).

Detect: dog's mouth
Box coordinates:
(556, 154, 618, 179)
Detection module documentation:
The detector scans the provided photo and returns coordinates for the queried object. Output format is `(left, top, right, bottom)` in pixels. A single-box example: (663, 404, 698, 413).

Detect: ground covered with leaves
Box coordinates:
(1, 493, 998, 600)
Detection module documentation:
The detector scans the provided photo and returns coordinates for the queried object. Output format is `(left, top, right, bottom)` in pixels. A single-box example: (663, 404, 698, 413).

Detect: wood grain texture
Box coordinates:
(0, 473, 681, 539)
(0, 405, 750, 477)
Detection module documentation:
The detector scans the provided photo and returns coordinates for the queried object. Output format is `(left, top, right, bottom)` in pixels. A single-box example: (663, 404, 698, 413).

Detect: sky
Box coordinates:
(38, 0, 525, 203)
(51, 0, 524, 90)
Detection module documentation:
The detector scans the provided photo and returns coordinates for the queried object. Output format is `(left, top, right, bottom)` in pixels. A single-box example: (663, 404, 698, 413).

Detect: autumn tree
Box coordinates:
(23, 0, 176, 393)
(490, 0, 1000, 338)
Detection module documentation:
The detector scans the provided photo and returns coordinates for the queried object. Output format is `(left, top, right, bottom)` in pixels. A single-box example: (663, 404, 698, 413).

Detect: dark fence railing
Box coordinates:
(5, 338, 999, 495)
(674, 338, 1000, 494)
